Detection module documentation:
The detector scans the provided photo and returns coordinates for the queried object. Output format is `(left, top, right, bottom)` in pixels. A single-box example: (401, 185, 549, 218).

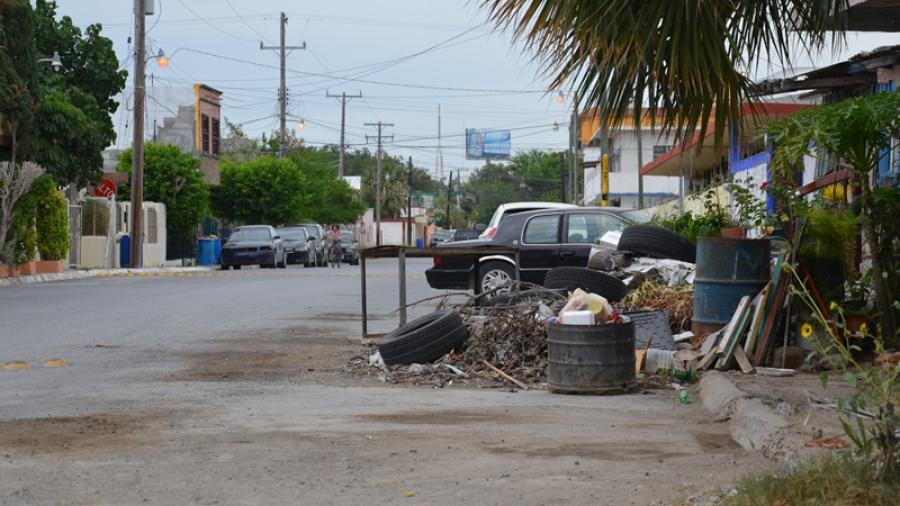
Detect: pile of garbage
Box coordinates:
(617, 281, 693, 335)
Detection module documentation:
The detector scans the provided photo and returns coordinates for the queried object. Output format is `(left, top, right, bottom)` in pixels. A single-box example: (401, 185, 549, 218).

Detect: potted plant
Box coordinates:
(842, 271, 872, 335)
(726, 176, 769, 238)
(797, 205, 858, 305)
(34, 177, 69, 273)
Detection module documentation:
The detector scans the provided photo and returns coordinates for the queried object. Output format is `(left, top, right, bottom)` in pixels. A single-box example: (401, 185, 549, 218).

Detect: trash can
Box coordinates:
(119, 234, 131, 268)
(415, 238, 425, 248)
(547, 320, 636, 395)
(196, 237, 217, 266)
(213, 239, 222, 263)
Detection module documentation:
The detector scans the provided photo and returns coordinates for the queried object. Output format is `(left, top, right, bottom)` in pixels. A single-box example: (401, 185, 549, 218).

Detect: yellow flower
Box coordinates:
(801, 322, 813, 338)
(859, 323, 868, 335)
(829, 301, 838, 311)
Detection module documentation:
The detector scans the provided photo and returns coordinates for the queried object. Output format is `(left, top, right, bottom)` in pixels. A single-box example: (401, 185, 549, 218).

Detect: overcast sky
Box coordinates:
(56, 1, 899, 181)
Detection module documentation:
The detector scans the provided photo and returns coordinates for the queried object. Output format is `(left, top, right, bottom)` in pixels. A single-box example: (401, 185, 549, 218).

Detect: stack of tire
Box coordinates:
(377, 311, 467, 366)
(542, 225, 696, 301)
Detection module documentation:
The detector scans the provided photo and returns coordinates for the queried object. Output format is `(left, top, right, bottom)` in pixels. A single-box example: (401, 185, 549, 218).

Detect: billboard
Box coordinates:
(465, 129, 511, 160)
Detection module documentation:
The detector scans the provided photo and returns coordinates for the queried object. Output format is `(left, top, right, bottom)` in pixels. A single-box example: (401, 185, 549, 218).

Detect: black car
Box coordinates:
(451, 229, 480, 242)
(429, 229, 453, 248)
(221, 225, 287, 270)
(276, 226, 310, 266)
(340, 230, 359, 265)
(426, 207, 649, 293)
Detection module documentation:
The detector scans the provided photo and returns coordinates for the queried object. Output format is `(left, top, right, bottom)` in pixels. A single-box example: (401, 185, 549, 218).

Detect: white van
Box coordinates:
(480, 201, 578, 240)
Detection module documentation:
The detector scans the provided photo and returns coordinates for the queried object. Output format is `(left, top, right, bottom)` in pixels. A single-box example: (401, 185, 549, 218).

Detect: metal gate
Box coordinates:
(68, 204, 82, 267)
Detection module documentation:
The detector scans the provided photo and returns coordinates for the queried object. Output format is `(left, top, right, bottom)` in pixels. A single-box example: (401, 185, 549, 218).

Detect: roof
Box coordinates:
(757, 44, 900, 95)
(843, 0, 900, 32)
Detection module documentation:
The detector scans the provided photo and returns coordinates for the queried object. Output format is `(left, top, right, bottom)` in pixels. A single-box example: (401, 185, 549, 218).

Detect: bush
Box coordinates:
(33, 176, 69, 261)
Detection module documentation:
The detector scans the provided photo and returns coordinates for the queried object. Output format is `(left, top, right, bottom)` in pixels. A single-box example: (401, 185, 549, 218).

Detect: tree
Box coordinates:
(0, 0, 40, 165)
(213, 156, 309, 225)
(769, 91, 900, 340)
(288, 149, 366, 224)
(117, 144, 210, 241)
(0, 162, 44, 263)
(480, 0, 848, 144)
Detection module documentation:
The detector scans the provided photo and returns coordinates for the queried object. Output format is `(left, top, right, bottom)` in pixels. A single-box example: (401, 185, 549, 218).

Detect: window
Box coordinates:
(211, 117, 220, 156)
(653, 145, 671, 159)
(201, 113, 210, 154)
(523, 215, 560, 244)
(565, 213, 627, 244)
(146, 208, 158, 244)
(81, 200, 109, 236)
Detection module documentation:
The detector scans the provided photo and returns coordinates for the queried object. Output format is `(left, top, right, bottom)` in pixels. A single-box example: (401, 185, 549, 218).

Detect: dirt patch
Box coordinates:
(695, 431, 741, 451)
(359, 410, 521, 426)
(168, 325, 375, 385)
(484, 441, 694, 461)
(0, 411, 167, 455)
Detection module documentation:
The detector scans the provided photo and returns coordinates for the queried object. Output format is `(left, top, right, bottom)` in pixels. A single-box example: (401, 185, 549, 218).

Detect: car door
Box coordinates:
(517, 213, 561, 284)
(558, 212, 629, 267)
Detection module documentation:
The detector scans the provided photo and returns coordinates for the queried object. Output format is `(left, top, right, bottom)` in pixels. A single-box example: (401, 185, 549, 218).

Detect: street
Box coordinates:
(0, 259, 765, 505)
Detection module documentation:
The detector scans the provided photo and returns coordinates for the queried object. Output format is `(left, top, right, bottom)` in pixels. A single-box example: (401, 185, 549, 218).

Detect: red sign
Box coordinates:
(94, 178, 117, 198)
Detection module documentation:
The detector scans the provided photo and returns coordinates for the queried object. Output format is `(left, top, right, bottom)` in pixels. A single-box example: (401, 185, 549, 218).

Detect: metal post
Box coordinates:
(406, 156, 413, 246)
(360, 253, 368, 341)
(398, 248, 407, 326)
(130, 0, 146, 268)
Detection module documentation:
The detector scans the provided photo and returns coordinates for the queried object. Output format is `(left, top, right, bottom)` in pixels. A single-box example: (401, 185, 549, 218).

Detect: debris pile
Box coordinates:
(617, 281, 693, 334)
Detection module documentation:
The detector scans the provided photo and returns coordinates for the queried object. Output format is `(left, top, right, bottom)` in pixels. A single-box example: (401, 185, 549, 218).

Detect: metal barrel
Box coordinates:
(693, 237, 771, 337)
(547, 321, 635, 395)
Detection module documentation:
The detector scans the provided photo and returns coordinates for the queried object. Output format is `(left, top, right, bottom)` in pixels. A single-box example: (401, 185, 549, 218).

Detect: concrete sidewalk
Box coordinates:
(0, 266, 213, 288)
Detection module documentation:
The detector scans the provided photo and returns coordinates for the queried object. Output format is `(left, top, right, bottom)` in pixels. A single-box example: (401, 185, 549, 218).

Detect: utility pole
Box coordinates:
(406, 156, 413, 246)
(446, 170, 452, 228)
(327, 90, 362, 177)
(130, 0, 147, 268)
(559, 152, 566, 202)
(570, 96, 580, 205)
(365, 121, 393, 246)
(435, 105, 444, 180)
(636, 118, 644, 209)
(260, 12, 305, 157)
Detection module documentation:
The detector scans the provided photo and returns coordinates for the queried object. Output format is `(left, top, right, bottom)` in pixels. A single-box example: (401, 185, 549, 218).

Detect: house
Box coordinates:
(579, 109, 681, 208)
(156, 84, 223, 185)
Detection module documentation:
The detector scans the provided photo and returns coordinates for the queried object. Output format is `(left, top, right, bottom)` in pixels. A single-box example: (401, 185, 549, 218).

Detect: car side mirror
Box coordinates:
(474, 223, 487, 232)
(273, 235, 281, 240)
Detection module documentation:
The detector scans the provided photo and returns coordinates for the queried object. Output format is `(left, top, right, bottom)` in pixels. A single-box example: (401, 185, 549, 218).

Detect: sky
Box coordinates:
(55, 1, 900, 182)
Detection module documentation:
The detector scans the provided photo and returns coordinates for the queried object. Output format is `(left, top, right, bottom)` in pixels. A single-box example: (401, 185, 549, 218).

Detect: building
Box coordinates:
(156, 84, 223, 185)
(579, 109, 681, 208)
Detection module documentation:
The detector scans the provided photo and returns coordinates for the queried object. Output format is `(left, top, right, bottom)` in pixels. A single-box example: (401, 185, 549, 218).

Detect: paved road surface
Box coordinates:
(0, 259, 764, 505)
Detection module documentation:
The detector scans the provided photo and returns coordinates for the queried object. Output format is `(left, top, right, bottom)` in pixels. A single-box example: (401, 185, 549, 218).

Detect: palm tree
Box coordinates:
(479, 0, 848, 143)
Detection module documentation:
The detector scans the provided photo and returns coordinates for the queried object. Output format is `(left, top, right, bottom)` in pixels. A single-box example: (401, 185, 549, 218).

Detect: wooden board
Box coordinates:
(744, 283, 769, 356)
(697, 348, 719, 371)
(699, 329, 722, 356)
(732, 346, 756, 374)
(716, 296, 753, 370)
(753, 274, 789, 366)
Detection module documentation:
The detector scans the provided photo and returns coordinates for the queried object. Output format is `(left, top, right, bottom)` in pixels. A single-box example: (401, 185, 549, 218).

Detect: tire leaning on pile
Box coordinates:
(543, 267, 628, 303)
(616, 224, 696, 264)
(377, 311, 467, 365)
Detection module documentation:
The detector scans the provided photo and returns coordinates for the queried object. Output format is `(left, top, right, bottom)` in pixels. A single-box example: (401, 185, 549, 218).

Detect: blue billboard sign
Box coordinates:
(465, 129, 511, 160)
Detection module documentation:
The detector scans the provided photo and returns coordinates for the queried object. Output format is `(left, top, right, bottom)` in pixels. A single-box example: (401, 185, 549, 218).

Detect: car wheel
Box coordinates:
(377, 311, 467, 365)
(477, 261, 516, 296)
(617, 224, 696, 263)
(220, 264, 229, 271)
(543, 266, 628, 302)
(233, 265, 241, 270)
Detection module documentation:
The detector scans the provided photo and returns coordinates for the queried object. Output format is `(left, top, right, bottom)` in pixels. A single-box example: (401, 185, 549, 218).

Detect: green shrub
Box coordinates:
(33, 176, 69, 261)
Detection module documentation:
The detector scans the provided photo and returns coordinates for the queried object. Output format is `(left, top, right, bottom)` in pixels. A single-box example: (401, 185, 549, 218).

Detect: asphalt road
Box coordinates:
(0, 258, 765, 505)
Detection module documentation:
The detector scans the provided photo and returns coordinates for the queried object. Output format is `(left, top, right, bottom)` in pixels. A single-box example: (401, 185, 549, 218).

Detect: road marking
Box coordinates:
(43, 358, 68, 368)
(2, 361, 30, 370)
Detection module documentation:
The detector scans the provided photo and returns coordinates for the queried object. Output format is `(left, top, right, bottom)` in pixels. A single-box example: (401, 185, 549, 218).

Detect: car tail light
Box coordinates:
(482, 227, 497, 240)
(433, 256, 442, 267)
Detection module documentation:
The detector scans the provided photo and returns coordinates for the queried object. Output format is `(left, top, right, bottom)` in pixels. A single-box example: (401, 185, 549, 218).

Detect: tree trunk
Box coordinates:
(859, 173, 897, 340)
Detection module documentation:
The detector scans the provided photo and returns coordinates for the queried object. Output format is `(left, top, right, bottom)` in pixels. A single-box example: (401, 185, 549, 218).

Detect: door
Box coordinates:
(517, 213, 561, 284)
(559, 212, 629, 267)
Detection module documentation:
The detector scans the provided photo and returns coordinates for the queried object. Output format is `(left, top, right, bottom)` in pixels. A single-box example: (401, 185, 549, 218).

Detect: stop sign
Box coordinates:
(94, 178, 117, 198)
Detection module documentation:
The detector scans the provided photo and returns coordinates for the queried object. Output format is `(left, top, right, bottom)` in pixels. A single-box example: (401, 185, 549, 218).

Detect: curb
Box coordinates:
(698, 371, 795, 460)
(0, 267, 213, 288)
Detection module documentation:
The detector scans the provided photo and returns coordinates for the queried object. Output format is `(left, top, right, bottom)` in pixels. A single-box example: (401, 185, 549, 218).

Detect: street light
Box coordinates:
(296, 119, 305, 130)
(154, 48, 169, 68)
(37, 51, 63, 72)
(555, 91, 565, 104)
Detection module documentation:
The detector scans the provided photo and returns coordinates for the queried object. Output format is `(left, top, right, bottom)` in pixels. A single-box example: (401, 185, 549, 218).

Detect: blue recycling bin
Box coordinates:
(196, 238, 217, 266)
(415, 238, 425, 248)
(213, 239, 222, 263)
(119, 234, 130, 267)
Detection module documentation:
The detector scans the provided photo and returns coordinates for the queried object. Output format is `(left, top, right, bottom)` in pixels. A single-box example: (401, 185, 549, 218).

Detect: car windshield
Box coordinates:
(435, 230, 452, 239)
(278, 228, 307, 241)
(229, 228, 270, 242)
(303, 225, 322, 239)
(620, 210, 651, 224)
(340, 231, 353, 243)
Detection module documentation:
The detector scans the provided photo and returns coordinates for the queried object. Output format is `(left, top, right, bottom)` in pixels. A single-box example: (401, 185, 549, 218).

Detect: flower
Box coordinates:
(801, 322, 813, 338)
(859, 323, 868, 335)
(759, 181, 769, 190)
(829, 301, 838, 311)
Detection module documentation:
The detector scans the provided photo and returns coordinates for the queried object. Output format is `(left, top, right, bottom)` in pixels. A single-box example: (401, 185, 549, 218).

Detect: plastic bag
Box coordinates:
(558, 288, 613, 324)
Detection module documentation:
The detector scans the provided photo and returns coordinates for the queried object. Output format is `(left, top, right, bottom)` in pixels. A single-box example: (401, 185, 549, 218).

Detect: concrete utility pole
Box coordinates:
(327, 91, 362, 177)
(569, 97, 580, 205)
(636, 119, 644, 209)
(260, 12, 305, 157)
(365, 121, 393, 246)
(435, 105, 444, 180)
(446, 170, 452, 228)
(130, 0, 147, 268)
(406, 156, 413, 246)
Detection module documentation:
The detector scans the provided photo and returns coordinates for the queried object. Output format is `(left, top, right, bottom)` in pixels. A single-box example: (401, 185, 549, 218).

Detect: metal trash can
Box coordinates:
(547, 320, 636, 395)
(196, 237, 217, 266)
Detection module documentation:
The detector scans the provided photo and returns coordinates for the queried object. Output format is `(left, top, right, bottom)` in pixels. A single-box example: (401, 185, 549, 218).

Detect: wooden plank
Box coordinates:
(697, 349, 719, 371)
(716, 296, 753, 370)
(753, 275, 789, 366)
(482, 359, 528, 390)
(699, 329, 722, 356)
(732, 346, 756, 374)
(744, 284, 769, 356)
(717, 296, 751, 355)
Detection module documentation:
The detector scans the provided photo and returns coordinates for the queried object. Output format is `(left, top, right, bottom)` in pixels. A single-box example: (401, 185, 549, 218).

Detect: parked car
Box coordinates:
(298, 223, 327, 267)
(220, 225, 287, 270)
(479, 201, 578, 240)
(429, 229, 454, 248)
(276, 226, 310, 266)
(426, 207, 649, 294)
(340, 230, 359, 265)
(451, 228, 480, 242)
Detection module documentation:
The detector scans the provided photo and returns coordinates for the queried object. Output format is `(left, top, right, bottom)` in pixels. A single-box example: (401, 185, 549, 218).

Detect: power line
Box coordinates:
(174, 0, 256, 42)
(224, 0, 275, 44)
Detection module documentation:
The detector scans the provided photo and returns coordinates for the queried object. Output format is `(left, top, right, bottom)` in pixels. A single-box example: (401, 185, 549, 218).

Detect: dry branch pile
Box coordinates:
(617, 282, 693, 334)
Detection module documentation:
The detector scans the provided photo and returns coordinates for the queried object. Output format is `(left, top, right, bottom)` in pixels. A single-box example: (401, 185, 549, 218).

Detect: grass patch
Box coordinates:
(720, 455, 899, 506)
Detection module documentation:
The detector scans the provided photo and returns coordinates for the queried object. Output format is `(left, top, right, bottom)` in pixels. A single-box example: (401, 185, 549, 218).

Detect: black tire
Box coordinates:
(482, 288, 561, 307)
(220, 264, 229, 271)
(233, 265, 241, 270)
(543, 267, 628, 302)
(617, 224, 696, 263)
(476, 261, 516, 295)
(378, 311, 467, 365)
